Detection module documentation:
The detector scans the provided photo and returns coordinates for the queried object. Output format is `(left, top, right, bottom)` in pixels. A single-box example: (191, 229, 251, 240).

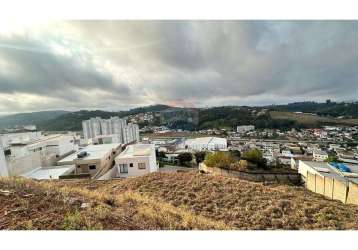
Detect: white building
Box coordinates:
(115, 144, 158, 177)
(58, 143, 121, 179)
(237, 125, 255, 133)
(82, 117, 102, 140)
(0, 131, 42, 148)
(0, 145, 8, 176)
(0, 134, 77, 177)
(82, 116, 139, 144)
(313, 149, 328, 162)
(180, 137, 227, 152)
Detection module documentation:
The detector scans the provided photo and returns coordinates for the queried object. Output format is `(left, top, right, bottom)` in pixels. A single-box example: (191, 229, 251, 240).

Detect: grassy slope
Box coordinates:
(270, 111, 358, 126)
(2, 172, 358, 230)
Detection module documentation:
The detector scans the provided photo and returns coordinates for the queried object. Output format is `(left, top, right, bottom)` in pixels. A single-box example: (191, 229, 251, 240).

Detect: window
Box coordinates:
(130, 163, 134, 168)
(89, 165, 96, 170)
(138, 163, 146, 169)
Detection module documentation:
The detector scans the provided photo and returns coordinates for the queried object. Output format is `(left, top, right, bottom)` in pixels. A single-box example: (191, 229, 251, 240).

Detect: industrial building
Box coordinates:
(179, 137, 227, 152)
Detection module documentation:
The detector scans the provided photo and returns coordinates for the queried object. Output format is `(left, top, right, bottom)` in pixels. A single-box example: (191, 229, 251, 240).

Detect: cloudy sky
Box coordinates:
(1, 20, 358, 114)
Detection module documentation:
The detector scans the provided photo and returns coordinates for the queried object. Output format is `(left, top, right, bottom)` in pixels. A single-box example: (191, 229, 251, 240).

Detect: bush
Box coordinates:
(230, 150, 241, 160)
(204, 152, 236, 170)
(177, 152, 193, 166)
(194, 151, 206, 164)
(241, 149, 268, 169)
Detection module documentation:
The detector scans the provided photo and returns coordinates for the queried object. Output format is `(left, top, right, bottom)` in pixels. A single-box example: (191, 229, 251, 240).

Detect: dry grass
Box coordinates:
(2, 172, 358, 230)
(73, 172, 358, 230)
(270, 111, 358, 126)
(0, 176, 226, 230)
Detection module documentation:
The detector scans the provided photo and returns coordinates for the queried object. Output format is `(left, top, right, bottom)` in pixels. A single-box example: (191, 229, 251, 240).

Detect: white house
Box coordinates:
(313, 149, 328, 162)
(58, 143, 121, 179)
(115, 144, 158, 177)
(237, 125, 255, 133)
(180, 137, 227, 152)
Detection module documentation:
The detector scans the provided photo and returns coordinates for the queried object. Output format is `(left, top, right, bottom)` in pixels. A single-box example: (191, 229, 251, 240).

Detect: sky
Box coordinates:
(1, 20, 358, 114)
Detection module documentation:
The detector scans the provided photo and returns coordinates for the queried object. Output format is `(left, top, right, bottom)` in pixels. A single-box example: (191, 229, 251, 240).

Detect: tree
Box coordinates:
(177, 152, 193, 166)
(156, 151, 166, 159)
(204, 152, 236, 169)
(241, 149, 268, 169)
(326, 155, 339, 163)
(230, 150, 241, 160)
(194, 151, 206, 164)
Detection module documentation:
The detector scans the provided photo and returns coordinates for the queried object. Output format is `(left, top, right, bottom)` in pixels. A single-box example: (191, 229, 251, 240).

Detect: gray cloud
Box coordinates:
(1, 21, 358, 113)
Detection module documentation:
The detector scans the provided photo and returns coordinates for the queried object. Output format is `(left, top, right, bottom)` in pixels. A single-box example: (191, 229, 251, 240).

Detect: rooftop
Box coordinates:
(22, 165, 74, 180)
(58, 143, 121, 163)
(300, 160, 358, 185)
(186, 137, 227, 145)
(313, 149, 328, 156)
(116, 144, 154, 159)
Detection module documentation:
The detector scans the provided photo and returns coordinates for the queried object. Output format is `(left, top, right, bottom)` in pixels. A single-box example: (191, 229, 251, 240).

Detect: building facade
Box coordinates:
(82, 116, 139, 144)
(237, 125, 255, 133)
(115, 144, 158, 177)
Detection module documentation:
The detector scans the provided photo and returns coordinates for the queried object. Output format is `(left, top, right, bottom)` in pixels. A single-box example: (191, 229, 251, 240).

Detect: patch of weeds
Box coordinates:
(61, 211, 95, 230)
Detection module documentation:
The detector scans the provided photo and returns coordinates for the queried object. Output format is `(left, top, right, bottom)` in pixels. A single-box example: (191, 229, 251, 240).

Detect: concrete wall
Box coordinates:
(347, 182, 358, 205)
(316, 175, 325, 195)
(303, 171, 354, 205)
(324, 177, 334, 199)
(0, 146, 9, 176)
(306, 172, 316, 192)
(332, 179, 348, 204)
(7, 151, 42, 176)
(199, 163, 301, 184)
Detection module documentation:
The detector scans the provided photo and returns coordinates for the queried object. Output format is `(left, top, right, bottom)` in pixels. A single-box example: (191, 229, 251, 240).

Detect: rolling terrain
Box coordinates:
(2, 172, 358, 230)
(1, 101, 358, 132)
(270, 111, 358, 126)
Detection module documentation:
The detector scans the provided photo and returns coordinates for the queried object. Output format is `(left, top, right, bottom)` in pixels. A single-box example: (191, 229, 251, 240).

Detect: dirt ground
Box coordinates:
(2, 172, 358, 230)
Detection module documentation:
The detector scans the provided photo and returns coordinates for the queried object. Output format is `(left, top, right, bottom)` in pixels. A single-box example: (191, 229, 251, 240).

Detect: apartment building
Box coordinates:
(82, 116, 139, 144)
(313, 149, 328, 162)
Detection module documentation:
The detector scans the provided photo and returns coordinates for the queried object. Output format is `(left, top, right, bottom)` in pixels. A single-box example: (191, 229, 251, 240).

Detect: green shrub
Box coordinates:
(241, 149, 268, 169)
(177, 152, 193, 166)
(204, 152, 236, 169)
(194, 151, 206, 164)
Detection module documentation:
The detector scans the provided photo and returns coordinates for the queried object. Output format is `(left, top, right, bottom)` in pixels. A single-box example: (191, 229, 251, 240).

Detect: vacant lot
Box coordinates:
(270, 111, 358, 126)
(2, 172, 358, 230)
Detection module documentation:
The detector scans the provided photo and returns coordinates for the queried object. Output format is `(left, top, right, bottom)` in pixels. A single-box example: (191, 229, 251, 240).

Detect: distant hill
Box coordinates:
(2, 102, 358, 132)
(0, 110, 69, 130)
(37, 104, 172, 131)
(0, 105, 172, 132)
(268, 101, 358, 118)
